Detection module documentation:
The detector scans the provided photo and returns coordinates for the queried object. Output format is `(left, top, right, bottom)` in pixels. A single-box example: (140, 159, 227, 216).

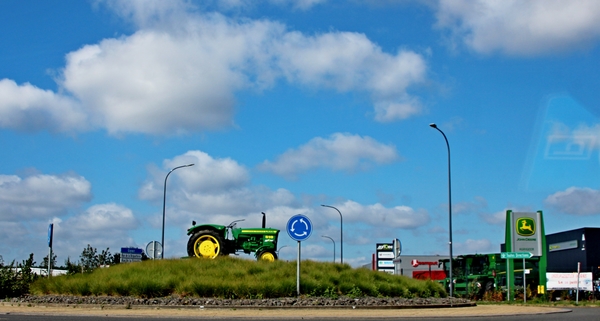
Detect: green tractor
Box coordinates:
(186, 213, 280, 261)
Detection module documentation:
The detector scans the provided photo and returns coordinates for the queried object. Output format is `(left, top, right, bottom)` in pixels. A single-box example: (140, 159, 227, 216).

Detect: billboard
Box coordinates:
(546, 272, 593, 291)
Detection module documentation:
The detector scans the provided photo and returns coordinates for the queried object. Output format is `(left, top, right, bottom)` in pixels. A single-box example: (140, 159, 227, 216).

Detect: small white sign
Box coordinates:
(378, 260, 394, 268)
(378, 252, 395, 259)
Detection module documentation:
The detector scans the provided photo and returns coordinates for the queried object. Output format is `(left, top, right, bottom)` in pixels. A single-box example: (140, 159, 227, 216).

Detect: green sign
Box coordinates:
(501, 252, 532, 259)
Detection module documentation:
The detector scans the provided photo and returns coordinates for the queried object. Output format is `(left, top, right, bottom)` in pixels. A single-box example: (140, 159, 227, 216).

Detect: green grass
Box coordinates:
(31, 257, 446, 299)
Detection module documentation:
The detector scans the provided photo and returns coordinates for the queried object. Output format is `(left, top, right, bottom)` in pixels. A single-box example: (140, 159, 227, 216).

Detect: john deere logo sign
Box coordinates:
(516, 218, 535, 236)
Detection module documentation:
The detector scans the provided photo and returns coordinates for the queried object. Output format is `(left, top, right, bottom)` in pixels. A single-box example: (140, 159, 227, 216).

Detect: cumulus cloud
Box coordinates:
(454, 238, 493, 254)
(0, 1, 427, 134)
(480, 209, 507, 225)
(434, 0, 600, 55)
(452, 196, 487, 215)
(333, 200, 429, 229)
(54, 203, 139, 257)
(258, 133, 400, 178)
(545, 187, 600, 215)
(0, 173, 92, 221)
(139, 150, 305, 228)
(0, 79, 87, 133)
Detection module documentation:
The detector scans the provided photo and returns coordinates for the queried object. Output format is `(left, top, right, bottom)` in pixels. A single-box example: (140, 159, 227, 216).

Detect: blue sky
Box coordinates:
(1, 0, 600, 267)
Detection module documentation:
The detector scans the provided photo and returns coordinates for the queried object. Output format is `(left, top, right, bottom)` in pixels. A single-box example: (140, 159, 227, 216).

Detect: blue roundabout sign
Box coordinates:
(287, 214, 313, 242)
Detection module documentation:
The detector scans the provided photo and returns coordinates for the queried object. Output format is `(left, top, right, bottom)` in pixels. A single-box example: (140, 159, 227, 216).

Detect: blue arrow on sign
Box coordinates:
(287, 214, 313, 242)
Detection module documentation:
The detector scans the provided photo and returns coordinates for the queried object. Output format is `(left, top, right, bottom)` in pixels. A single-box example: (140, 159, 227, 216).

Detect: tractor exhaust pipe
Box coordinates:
(261, 212, 266, 228)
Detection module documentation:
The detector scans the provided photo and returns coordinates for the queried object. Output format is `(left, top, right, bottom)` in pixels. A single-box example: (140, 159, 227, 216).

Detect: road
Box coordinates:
(1, 304, 599, 320)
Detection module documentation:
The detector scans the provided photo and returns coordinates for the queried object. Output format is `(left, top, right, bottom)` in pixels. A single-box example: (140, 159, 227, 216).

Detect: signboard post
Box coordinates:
(501, 252, 532, 301)
(287, 214, 313, 296)
(47, 224, 53, 278)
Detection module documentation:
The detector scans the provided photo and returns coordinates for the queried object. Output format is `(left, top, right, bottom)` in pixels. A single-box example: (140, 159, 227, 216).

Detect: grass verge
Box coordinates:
(31, 257, 446, 299)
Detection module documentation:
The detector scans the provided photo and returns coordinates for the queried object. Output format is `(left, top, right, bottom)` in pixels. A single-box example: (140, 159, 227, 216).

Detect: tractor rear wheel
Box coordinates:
(257, 250, 278, 262)
(187, 230, 224, 259)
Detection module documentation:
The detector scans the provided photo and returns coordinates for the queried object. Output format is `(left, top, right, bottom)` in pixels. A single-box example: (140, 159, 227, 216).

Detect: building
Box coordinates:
(546, 227, 600, 276)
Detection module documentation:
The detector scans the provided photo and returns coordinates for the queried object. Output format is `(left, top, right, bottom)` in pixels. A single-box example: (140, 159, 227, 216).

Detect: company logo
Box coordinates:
(377, 244, 392, 250)
(516, 218, 535, 236)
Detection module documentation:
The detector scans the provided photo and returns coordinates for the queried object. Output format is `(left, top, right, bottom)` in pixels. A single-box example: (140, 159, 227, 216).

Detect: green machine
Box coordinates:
(438, 253, 540, 299)
(186, 213, 280, 261)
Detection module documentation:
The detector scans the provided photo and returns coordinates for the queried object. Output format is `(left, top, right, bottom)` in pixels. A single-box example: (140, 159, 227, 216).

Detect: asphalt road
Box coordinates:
(1, 305, 599, 320)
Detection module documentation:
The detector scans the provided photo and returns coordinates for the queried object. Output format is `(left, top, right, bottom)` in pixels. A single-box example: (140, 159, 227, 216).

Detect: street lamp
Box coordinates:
(277, 245, 288, 257)
(321, 204, 343, 264)
(322, 235, 335, 263)
(161, 163, 194, 259)
(429, 123, 453, 297)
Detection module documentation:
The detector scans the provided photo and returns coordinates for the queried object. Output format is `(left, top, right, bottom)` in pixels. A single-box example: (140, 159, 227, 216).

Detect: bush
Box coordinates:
(0, 253, 39, 298)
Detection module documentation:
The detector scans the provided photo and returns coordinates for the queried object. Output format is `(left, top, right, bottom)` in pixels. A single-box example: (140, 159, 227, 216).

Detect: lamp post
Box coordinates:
(429, 123, 454, 297)
(161, 163, 194, 259)
(321, 204, 343, 264)
(322, 235, 335, 263)
(277, 245, 288, 257)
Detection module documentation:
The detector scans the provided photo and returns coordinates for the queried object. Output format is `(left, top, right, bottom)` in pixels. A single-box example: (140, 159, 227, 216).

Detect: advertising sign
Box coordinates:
(510, 212, 542, 256)
(548, 240, 578, 252)
(546, 272, 593, 291)
(376, 242, 394, 273)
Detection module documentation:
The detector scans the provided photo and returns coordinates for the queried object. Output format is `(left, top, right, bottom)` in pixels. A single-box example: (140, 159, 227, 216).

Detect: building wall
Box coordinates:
(393, 255, 448, 279)
(546, 227, 600, 275)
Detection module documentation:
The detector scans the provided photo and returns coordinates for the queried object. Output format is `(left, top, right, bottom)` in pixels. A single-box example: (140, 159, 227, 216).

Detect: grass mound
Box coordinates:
(31, 257, 446, 299)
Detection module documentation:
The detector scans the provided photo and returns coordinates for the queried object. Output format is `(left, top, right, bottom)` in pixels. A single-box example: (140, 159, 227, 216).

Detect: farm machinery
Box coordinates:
(438, 254, 540, 299)
(186, 213, 280, 261)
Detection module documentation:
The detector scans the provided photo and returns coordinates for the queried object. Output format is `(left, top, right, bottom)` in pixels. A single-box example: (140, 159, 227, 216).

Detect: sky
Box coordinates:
(1, 0, 600, 268)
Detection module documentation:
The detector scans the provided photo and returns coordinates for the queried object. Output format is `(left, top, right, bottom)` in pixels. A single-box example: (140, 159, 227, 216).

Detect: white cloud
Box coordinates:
(258, 133, 399, 178)
(53, 203, 139, 259)
(335, 200, 429, 229)
(0, 79, 87, 133)
(452, 196, 487, 215)
(454, 238, 493, 254)
(0, 173, 92, 221)
(480, 209, 507, 225)
(139, 150, 250, 200)
(0, 1, 427, 134)
(434, 0, 600, 55)
(545, 187, 600, 215)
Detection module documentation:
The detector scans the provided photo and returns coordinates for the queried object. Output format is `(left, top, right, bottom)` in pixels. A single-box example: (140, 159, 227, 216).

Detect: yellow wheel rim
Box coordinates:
(259, 252, 275, 262)
(194, 235, 220, 258)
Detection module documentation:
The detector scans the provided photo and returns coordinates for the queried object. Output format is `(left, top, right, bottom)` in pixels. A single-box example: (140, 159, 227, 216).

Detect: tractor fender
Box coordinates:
(187, 224, 226, 236)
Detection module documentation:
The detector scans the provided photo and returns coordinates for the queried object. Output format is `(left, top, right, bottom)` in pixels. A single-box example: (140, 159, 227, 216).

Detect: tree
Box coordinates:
(40, 253, 57, 269)
(112, 253, 121, 264)
(64, 257, 80, 275)
(80, 244, 99, 273)
(98, 248, 113, 266)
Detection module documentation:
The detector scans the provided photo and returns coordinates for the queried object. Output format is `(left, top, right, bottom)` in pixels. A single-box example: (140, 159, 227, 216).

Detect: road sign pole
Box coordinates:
(297, 241, 301, 296)
(507, 258, 510, 301)
(523, 258, 526, 304)
(286, 214, 312, 297)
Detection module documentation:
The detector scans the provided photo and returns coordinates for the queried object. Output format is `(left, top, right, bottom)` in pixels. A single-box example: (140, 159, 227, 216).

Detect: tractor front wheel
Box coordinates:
(257, 250, 278, 262)
(187, 230, 225, 259)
